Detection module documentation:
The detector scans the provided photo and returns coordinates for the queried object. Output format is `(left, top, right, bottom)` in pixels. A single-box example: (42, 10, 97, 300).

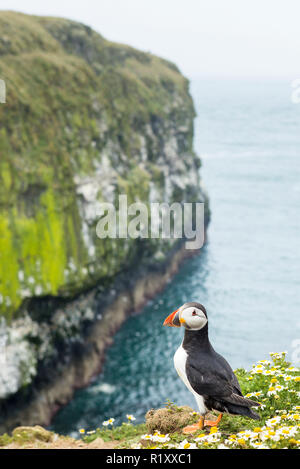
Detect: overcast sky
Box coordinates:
(1, 0, 299, 79)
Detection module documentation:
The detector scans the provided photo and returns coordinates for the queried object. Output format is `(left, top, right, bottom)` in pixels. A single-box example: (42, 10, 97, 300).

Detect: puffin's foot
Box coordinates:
(183, 416, 204, 434)
(204, 413, 223, 427)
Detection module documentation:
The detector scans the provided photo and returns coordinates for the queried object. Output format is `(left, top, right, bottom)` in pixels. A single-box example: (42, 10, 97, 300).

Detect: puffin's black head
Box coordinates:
(163, 302, 208, 331)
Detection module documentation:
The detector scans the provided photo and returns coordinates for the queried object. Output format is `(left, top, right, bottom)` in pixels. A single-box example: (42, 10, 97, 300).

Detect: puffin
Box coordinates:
(163, 302, 260, 433)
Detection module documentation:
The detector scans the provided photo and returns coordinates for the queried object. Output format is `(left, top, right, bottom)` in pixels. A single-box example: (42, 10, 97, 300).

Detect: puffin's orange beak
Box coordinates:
(163, 309, 180, 327)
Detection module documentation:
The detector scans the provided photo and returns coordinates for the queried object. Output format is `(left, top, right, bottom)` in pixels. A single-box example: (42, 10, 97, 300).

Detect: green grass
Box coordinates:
(0, 353, 298, 449)
(84, 423, 148, 444)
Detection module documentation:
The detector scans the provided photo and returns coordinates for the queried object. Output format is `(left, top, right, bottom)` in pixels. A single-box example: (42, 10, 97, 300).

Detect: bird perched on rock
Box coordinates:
(163, 302, 260, 434)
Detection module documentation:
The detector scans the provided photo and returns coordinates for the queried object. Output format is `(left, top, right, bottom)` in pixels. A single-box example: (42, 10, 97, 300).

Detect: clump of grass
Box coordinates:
(145, 405, 198, 434)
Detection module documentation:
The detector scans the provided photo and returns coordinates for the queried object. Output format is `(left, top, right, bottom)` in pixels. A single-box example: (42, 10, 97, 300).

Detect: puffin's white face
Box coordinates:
(163, 302, 208, 331)
(179, 306, 207, 331)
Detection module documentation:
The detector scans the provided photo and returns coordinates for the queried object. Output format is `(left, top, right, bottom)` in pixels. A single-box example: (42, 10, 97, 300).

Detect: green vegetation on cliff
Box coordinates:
(0, 353, 299, 449)
(0, 11, 204, 320)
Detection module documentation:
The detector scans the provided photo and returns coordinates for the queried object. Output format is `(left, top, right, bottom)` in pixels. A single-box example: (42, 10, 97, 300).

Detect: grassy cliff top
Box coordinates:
(0, 11, 181, 71)
(0, 10, 191, 167)
(0, 353, 299, 449)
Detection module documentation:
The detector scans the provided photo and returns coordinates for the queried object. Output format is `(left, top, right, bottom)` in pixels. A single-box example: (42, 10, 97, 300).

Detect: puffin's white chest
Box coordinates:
(174, 344, 207, 415)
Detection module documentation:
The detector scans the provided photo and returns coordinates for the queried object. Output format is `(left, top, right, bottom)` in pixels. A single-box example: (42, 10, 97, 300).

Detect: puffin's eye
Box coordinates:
(192, 310, 197, 316)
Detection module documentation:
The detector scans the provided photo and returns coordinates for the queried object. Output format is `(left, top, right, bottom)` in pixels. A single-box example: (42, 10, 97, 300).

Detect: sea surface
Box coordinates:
(50, 78, 300, 436)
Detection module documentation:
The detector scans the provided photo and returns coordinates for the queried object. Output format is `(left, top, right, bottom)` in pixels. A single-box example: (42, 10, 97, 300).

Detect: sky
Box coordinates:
(0, 0, 300, 79)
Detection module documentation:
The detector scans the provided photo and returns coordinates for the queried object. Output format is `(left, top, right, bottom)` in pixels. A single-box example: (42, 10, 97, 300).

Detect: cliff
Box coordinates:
(0, 11, 209, 430)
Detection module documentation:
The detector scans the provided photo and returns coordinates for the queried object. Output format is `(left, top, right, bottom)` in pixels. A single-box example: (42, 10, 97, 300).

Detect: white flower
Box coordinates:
(236, 430, 256, 440)
(152, 432, 170, 443)
(274, 385, 284, 391)
(245, 391, 262, 398)
(262, 370, 275, 376)
(195, 431, 221, 443)
(266, 416, 281, 427)
(287, 366, 298, 372)
(126, 414, 136, 421)
(102, 418, 115, 426)
(260, 430, 280, 442)
(250, 367, 264, 375)
(141, 434, 153, 440)
(277, 426, 298, 438)
(224, 438, 238, 446)
(250, 441, 269, 449)
(178, 439, 198, 449)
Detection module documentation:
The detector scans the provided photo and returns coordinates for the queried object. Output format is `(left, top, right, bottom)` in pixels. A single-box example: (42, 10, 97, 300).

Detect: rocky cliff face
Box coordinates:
(0, 11, 208, 427)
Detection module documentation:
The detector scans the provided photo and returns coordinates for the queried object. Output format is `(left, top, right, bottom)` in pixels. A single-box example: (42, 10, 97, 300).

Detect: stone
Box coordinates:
(12, 426, 55, 443)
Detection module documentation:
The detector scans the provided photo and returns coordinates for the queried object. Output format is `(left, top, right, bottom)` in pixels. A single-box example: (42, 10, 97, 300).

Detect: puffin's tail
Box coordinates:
(247, 408, 261, 420)
(227, 404, 260, 420)
(225, 394, 261, 420)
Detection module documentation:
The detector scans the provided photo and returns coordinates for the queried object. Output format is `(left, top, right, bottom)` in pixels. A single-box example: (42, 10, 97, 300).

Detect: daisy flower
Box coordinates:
(141, 434, 153, 441)
(250, 441, 269, 449)
(178, 439, 197, 449)
(103, 418, 115, 426)
(152, 432, 170, 443)
(266, 416, 281, 427)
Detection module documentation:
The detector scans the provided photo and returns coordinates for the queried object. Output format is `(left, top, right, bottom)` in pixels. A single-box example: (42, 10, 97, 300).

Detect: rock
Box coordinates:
(88, 437, 106, 449)
(12, 426, 55, 443)
(88, 437, 118, 449)
(0, 316, 38, 399)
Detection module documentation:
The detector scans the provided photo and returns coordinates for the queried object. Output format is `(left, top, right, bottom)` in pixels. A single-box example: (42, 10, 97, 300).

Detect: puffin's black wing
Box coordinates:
(186, 351, 260, 418)
(210, 351, 243, 396)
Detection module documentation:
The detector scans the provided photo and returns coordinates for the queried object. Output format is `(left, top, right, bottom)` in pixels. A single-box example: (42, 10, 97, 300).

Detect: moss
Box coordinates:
(11, 426, 54, 444)
(0, 215, 21, 319)
(0, 183, 86, 317)
(0, 433, 12, 447)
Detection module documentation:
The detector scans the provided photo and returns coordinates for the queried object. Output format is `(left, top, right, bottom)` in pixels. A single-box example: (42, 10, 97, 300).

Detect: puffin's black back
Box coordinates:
(181, 305, 260, 420)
